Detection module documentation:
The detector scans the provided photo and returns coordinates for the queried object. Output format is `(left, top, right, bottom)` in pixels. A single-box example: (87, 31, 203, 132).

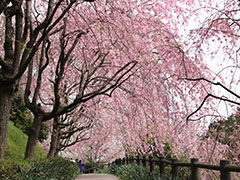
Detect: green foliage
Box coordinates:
(0, 121, 47, 179)
(99, 163, 191, 180)
(9, 95, 49, 142)
(99, 164, 172, 180)
(1, 122, 79, 180)
(163, 142, 176, 160)
(116, 164, 151, 180)
(97, 164, 119, 174)
(207, 108, 240, 145)
(5, 121, 46, 163)
(0, 159, 26, 179)
(84, 157, 99, 173)
(18, 157, 80, 180)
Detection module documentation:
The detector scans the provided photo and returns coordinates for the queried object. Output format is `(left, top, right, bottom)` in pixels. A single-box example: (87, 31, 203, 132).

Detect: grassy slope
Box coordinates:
(1, 122, 80, 179)
(5, 121, 46, 167)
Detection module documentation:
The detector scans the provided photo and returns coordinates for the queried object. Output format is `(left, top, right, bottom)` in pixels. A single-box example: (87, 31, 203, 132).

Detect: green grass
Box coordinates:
(0, 121, 80, 180)
(5, 121, 46, 166)
(0, 121, 47, 179)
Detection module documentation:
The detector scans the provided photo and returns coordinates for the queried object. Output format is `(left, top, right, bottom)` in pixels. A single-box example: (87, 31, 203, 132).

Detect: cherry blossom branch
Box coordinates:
(52, 27, 87, 116)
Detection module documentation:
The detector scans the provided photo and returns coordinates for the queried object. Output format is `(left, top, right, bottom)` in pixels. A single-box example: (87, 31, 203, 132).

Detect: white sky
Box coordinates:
(173, 0, 240, 121)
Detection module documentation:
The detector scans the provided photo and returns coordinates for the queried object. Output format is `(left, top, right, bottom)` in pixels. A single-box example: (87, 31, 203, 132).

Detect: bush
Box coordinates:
(18, 157, 80, 180)
(0, 160, 26, 180)
(99, 163, 191, 180)
(98, 164, 173, 180)
(116, 164, 151, 180)
(84, 157, 101, 173)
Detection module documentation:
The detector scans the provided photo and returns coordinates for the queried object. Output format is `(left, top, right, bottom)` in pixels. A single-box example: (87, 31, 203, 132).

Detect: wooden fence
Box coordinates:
(110, 156, 240, 180)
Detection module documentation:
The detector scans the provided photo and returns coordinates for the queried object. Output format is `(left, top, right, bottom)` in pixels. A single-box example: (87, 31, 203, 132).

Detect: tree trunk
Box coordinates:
(47, 127, 59, 159)
(0, 84, 13, 160)
(54, 149, 59, 157)
(54, 131, 62, 158)
(24, 114, 43, 159)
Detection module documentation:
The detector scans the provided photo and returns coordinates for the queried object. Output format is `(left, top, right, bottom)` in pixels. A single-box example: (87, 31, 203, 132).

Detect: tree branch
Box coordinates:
(0, 0, 11, 14)
(181, 77, 240, 99)
(187, 93, 240, 122)
(0, 57, 11, 71)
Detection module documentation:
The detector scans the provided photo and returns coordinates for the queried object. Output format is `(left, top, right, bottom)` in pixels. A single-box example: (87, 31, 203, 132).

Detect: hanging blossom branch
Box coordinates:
(180, 77, 240, 121)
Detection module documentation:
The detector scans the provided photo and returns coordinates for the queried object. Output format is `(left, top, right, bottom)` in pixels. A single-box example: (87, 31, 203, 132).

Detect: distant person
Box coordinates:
(77, 159, 85, 173)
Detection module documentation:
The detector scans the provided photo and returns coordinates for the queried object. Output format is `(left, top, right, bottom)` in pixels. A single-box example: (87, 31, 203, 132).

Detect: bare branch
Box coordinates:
(13, 5, 23, 75)
(0, 57, 11, 71)
(187, 93, 240, 122)
(15, 0, 77, 81)
(181, 77, 240, 99)
(32, 40, 47, 104)
(0, 0, 11, 14)
(81, 61, 137, 102)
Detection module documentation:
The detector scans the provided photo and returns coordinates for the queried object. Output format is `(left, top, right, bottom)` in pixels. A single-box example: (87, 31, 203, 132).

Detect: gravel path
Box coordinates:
(74, 173, 121, 180)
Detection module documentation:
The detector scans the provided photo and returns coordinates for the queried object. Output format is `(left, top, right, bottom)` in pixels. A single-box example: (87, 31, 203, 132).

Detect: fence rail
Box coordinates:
(110, 156, 240, 180)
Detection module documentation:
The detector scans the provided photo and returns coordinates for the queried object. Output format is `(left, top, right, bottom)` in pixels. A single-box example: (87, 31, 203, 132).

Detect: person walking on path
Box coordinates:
(75, 173, 121, 180)
(76, 159, 85, 173)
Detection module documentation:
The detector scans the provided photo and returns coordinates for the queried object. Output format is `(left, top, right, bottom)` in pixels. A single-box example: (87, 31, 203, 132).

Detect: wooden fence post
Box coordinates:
(220, 160, 231, 180)
(119, 158, 122, 165)
(191, 158, 200, 180)
(142, 156, 146, 167)
(130, 156, 133, 163)
(159, 156, 165, 175)
(122, 157, 125, 165)
(171, 159, 178, 180)
(149, 156, 154, 172)
(137, 156, 140, 166)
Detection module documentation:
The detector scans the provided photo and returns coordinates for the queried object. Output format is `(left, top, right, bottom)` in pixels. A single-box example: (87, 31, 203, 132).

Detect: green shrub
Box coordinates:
(116, 164, 151, 180)
(84, 157, 100, 173)
(99, 163, 191, 180)
(0, 159, 26, 180)
(18, 157, 80, 180)
(99, 164, 172, 180)
(97, 164, 119, 174)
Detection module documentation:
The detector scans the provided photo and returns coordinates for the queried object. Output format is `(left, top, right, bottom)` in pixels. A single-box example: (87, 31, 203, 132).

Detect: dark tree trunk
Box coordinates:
(24, 114, 43, 159)
(0, 84, 13, 160)
(54, 132, 62, 158)
(54, 148, 59, 157)
(47, 127, 59, 159)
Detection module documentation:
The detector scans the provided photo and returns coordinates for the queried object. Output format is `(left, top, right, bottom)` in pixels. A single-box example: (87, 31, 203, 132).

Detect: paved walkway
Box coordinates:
(75, 173, 121, 180)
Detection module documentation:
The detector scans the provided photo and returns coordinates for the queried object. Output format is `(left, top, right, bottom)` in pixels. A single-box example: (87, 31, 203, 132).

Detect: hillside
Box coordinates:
(5, 121, 46, 166)
(0, 121, 80, 180)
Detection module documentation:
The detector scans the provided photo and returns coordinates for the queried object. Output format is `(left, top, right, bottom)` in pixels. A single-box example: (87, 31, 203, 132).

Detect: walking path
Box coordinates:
(75, 173, 121, 180)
